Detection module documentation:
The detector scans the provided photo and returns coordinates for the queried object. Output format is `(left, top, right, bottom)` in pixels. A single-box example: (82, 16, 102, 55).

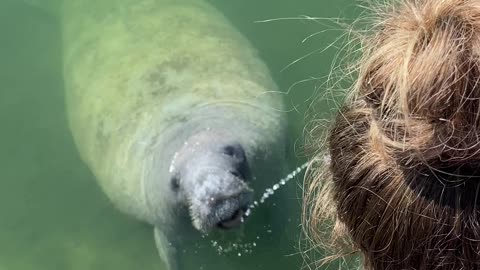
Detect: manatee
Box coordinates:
(60, 0, 287, 268)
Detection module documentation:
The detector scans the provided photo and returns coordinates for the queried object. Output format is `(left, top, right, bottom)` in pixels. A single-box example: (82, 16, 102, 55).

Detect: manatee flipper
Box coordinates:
(154, 228, 181, 270)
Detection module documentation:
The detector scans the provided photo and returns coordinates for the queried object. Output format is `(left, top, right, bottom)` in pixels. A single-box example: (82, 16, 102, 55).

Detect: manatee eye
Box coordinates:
(170, 176, 180, 191)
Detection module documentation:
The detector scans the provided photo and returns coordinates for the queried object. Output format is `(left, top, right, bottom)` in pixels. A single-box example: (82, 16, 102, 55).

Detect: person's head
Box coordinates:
(304, 0, 480, 269)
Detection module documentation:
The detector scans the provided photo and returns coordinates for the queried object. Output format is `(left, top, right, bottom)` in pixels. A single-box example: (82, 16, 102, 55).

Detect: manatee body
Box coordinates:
(62, 0, 287, 268)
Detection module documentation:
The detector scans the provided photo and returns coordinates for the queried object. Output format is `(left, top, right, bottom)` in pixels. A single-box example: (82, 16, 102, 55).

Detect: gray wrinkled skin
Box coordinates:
(172, 130, 254, 232)
(62, 0, 287, 269)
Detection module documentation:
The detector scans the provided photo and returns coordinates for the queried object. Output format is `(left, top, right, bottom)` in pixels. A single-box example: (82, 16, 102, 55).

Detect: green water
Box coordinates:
(0, 0, 359, 269)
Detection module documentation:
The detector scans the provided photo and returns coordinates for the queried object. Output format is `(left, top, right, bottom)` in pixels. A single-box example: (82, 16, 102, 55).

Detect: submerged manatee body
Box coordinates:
(62, 0, 287, 268)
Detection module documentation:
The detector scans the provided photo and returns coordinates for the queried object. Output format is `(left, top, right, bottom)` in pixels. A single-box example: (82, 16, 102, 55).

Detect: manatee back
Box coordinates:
(63, 0, 286, 223)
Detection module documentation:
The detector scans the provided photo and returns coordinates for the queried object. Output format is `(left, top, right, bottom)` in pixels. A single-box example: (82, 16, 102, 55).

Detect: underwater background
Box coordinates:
(0, 0, 359, 269)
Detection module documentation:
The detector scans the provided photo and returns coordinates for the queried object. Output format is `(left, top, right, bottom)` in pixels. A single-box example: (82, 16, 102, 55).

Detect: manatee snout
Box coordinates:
(171, 132, 255, 233)
(191, 169, 253, 232)
(189, 144, 253, 232)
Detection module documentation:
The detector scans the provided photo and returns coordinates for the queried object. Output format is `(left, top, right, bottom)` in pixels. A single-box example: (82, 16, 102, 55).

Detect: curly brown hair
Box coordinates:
(303, 0, 480, 269)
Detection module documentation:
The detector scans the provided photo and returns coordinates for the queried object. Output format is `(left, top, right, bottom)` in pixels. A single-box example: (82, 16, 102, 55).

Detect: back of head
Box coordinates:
(305, 0, 480, 269)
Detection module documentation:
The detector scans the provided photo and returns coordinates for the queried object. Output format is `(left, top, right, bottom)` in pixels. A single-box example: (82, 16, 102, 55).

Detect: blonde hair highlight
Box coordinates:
(304, 0, 480, 269)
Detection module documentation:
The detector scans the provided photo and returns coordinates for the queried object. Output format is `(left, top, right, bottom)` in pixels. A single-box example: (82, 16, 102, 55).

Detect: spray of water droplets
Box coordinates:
(242, 162, 309, 219)
(209, 162, 309, 255)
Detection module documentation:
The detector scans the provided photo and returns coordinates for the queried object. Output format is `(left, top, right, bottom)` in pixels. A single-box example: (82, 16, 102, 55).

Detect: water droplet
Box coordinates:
(238, 163, 308, 234)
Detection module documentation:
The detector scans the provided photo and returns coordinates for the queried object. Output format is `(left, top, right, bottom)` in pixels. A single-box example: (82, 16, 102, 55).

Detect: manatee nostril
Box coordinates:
(229, 170, 241, 178)
(222, 144, 246, 161)
(223, 145, 235, 156)
(170, 176, 180, 191)
(222, 145, 250, 181)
